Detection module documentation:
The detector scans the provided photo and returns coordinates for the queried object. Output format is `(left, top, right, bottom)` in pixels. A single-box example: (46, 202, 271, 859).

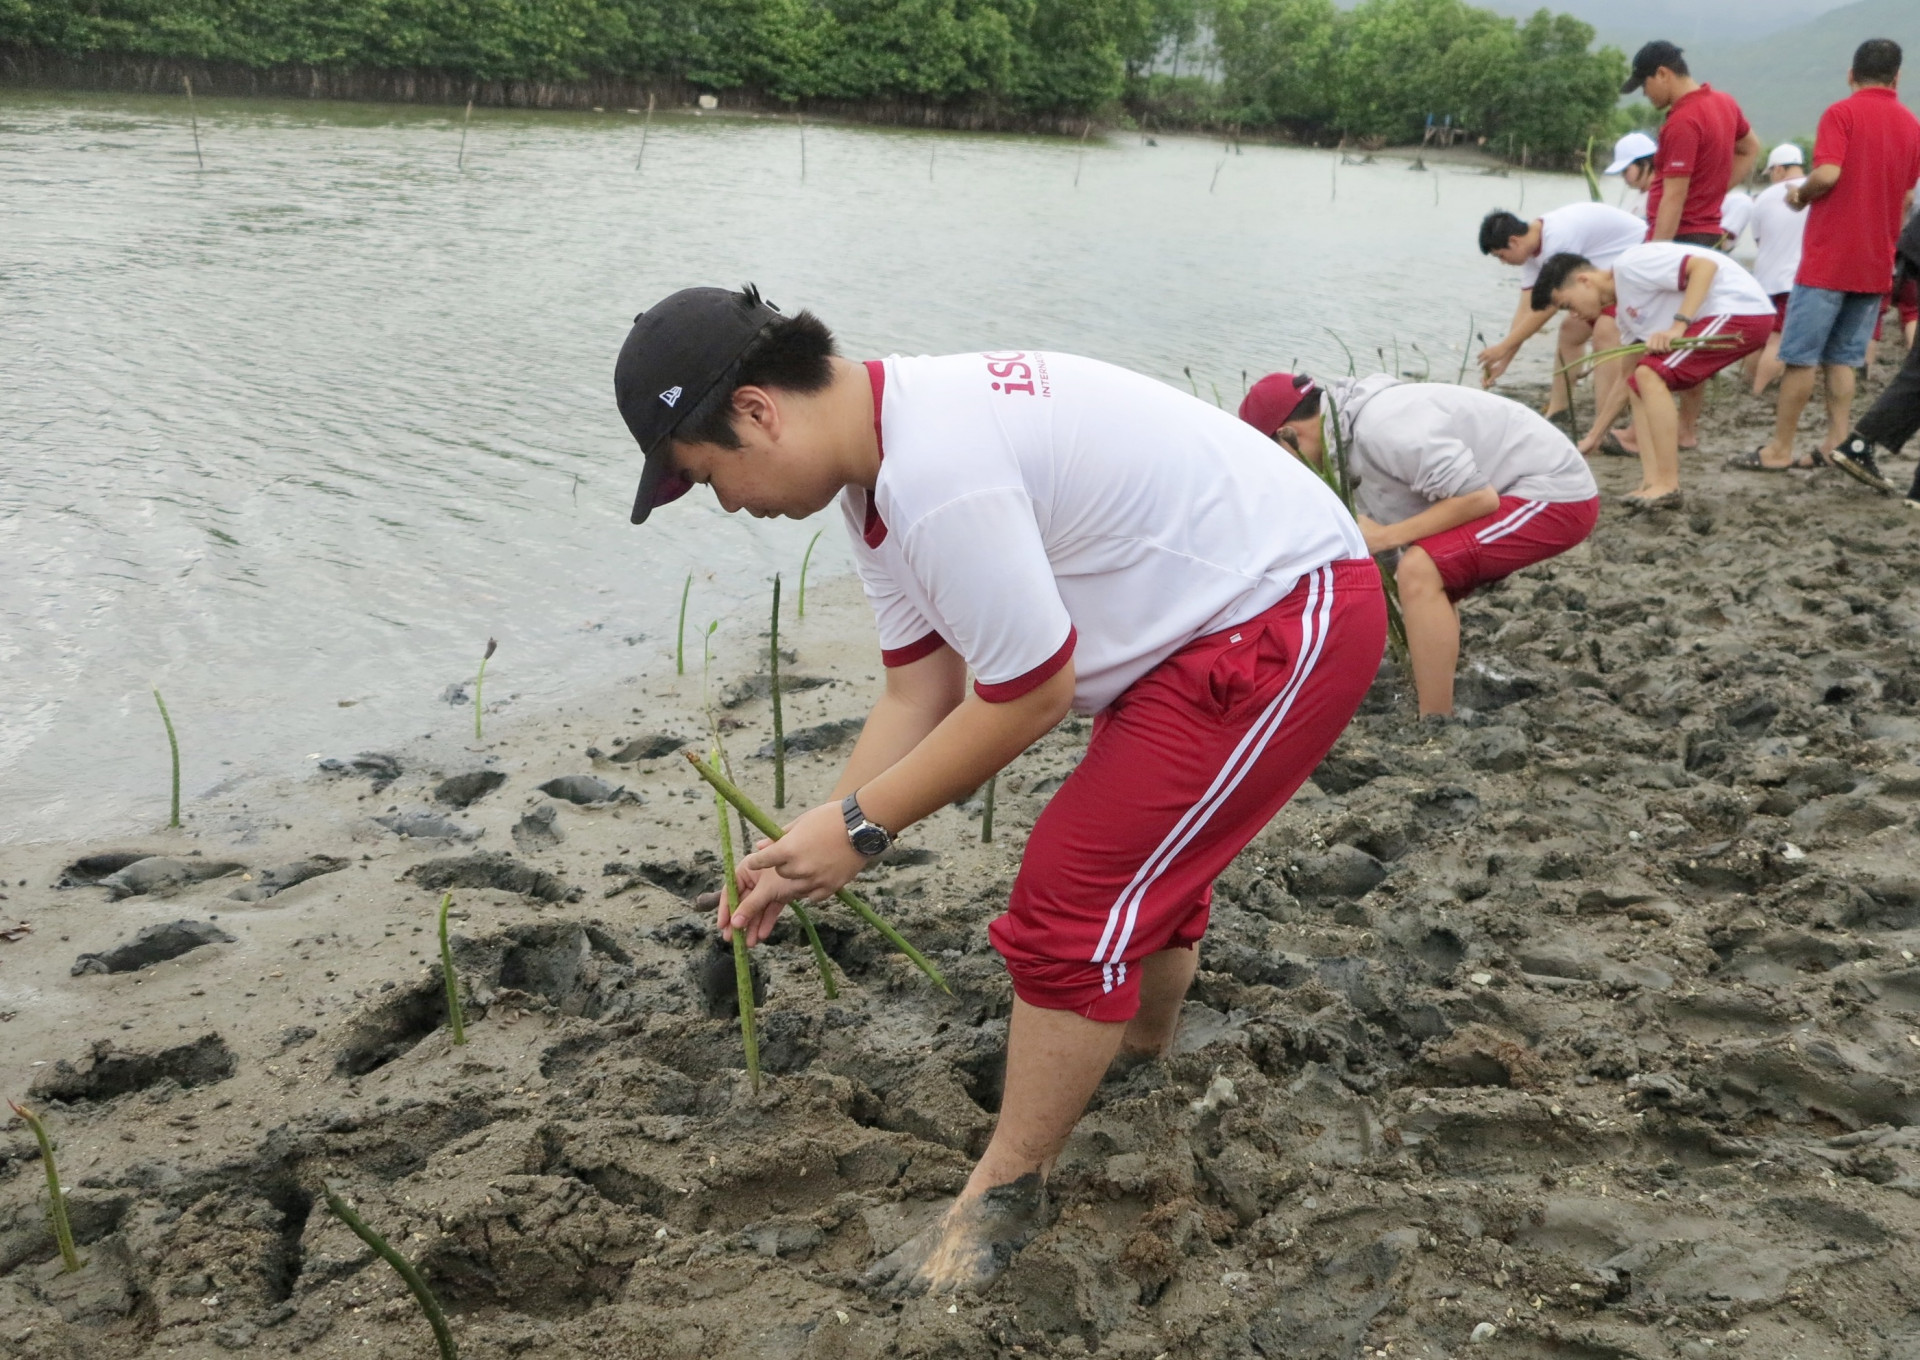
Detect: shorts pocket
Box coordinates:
(1204, 620, 1290, 718)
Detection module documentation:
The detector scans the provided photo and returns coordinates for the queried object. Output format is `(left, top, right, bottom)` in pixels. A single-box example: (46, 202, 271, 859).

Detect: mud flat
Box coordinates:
(4, 369, 1920, 1359)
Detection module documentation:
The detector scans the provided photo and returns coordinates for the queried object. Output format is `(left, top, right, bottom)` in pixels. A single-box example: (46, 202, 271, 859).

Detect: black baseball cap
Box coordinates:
(614, 284, 783, 525)
(1622, 40, 1684, 94)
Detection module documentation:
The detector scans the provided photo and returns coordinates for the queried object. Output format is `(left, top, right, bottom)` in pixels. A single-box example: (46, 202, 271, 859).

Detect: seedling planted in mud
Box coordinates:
(473, 638, 496, 741)
(981, 773, 997, 843)
(676, 571, 693, 675)
(152, 688, 181, 828)
(8, 1101, 83, 1273)
(437, 893, 466, 1045)
(321, 1181, 458, 1360)
(797, 528, 823, 619)
(770, 574, 786, 809)
(710, 747, 761, 1091)
(683, 752, 950, 994)
(1318, 394, 1410, 667)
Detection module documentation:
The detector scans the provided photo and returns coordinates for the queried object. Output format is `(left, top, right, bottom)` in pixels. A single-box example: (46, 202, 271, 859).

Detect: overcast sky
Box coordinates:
(1469, 0, 1860, 47)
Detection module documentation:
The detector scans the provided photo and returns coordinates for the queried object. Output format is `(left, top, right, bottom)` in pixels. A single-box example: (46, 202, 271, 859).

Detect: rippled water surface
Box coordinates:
(1, 91, 1592, 843)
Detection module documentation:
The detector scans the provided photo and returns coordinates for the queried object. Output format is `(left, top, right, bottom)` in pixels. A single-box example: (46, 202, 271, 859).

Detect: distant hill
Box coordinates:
(1704, 0, 1920, 141)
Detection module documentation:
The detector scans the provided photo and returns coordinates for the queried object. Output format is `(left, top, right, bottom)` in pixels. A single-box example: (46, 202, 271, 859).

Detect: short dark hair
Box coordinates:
(1292, 388, 1323, 423)
(1854, 39, 1902, 85)
(1479, 210, 1529, 256)
(668, 296, 839, 450)
(1530, 252, 1592, 312)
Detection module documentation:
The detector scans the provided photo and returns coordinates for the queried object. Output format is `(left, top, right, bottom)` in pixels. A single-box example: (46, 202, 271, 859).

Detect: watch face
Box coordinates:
(851, 824, 891, 856)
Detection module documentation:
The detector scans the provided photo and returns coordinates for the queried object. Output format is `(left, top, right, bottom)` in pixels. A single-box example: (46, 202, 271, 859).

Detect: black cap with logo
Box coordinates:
(614, 285, 782, 525)
(1622, 40, 1684, 94)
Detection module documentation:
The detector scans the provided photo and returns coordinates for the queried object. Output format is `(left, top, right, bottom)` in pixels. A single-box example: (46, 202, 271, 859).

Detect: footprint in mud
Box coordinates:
(687, 935, 764, 1017)
(434, 769, 506, 806)
(373, 809, 481, 841)
(71, 855, 247, 900)
(537, 775, 637, 806)
(720, 673, 830, 708)
(512, 803, 564, 851)
(71, 920, 235, 975)
(604, 732, 687, 763)
(611, 855, 720, 901)
(30, 1033, 236, 1102)
(228, 856, 348, 902)
(55, 852, 156, 888)
(755, 717, 864, 758)
(407, 853, 576, 903)
(317, 751, 401, 790)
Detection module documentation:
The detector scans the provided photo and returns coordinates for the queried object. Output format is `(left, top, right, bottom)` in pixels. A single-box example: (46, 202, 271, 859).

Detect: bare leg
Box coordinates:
(1120, 946, 1198, 1058)
(862, 997, 1126, 1297)
(1752, 332, 1785, 395)
(1677, 385, 1703, 449)
(1396, 547, 1459, 717)
(1820, 362, 1856, 458)
(1628, 370, 1682, 497)
(1759, 365, 1818, 467)
(1550, 314, 1595, 416)
(1590, 314, 1626, 431)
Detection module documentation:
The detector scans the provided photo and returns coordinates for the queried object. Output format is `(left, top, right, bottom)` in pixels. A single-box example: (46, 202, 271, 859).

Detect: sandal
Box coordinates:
(1725, 447, 1788, 472)
(1596, 431, 1634, 458)
(1791, 448, 1828, 469)
(1622, 490, 1684, 512)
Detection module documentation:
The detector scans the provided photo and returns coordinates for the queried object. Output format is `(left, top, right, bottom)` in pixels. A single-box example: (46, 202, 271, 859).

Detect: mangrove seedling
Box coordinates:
(1582, 135, 1602, 203)
(8, 1101, 83, 1273)
(770, 574, 786, 809)
(152, 688, 181, 829)
(1184, 366, 1199, 398)
(458, 99, 472, 171)
(635, 91, 655, 172)
(473, 638, 496, 742)
(676, 571, 692, 675)
(710, 747, 761, 1091)
(798, 528, 823, 618)
(1323, 327, 1356, 377)
(981, 773, 997, 843)
(437, 893, 465, 1045)
(1456, 313, 1475, 385)
(182, 76, 204, 171)
(790, 902, 839, 999)
(684, 752, 950, 993)
(1210, 381, 1224, 409)
(321, 1181, 458, 1360)
(1319, 393, 1410, 666)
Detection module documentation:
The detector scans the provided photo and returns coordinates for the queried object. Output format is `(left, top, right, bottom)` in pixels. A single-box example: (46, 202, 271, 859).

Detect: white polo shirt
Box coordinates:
(1720, 190, 1754, 245)
(1612, 243, 1775, 343)
(1519, 203, 1649, 289)
(1749, 179, 1807, 295)
(841, 353, 1367, 714)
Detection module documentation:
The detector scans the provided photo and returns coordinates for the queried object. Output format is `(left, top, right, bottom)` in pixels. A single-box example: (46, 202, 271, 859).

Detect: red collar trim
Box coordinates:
(861, 359, 887, 548)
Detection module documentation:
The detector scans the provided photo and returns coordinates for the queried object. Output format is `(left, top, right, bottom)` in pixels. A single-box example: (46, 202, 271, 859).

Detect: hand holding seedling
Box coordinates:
(1356, 514, 1395, 556)
(723, 801, 867, 945)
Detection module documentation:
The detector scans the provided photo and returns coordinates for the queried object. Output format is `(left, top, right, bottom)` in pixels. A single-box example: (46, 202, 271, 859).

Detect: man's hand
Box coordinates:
(722, 801, 868, 946)
(1477, 344, 1513, 387)
(1786, 184, 1808, 210)
(1646, 322, 1689, 355)
(1356, 514, 1397, 555)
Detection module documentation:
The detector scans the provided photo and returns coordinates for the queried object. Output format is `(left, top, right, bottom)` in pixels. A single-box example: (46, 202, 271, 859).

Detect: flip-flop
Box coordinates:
(1621, 490, 1684, 511)
(1596, 432, 1635, 458)
(1725, 447, 1787, 472)
(1791, 449, 1829, 469)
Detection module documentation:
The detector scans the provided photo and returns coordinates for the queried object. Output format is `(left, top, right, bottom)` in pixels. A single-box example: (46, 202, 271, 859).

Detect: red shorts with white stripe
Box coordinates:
(1626, 313, 1773, 394)
(1413, 495, 1600, 603)
(988, 559, 1386, 1022)
(1770, 293, 1790, 334)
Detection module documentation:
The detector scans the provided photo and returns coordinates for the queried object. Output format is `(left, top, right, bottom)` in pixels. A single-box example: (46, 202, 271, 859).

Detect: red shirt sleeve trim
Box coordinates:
(861, 359, 887, 548)
(881, 631, 946, 668)
(973, 627, 1076, 703)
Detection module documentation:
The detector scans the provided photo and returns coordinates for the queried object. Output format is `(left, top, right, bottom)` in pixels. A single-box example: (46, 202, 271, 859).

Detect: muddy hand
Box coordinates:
(858, 1175, 1046, 1298)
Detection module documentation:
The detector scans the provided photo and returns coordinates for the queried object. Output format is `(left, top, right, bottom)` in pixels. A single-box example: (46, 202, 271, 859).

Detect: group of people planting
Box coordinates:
(606, 36, 1918, 1299)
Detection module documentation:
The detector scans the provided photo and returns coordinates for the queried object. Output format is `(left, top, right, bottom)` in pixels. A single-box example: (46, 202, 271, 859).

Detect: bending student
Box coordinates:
(1536, 245, 1773, 506)
(613, 286, 1385, 1295)
(1240, 372, 1597, 718)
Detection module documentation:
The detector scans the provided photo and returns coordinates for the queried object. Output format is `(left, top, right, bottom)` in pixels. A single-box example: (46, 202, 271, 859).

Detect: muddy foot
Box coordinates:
(859, 1174, 1046, 1298)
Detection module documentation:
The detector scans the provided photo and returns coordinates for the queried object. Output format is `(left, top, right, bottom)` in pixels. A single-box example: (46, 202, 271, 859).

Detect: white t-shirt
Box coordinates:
(842, 353, 1367, 714)
(1720, 190, 1754, 246)
(1749, 179, 1807, 295)
(1612, 243, 1775, 342)
(1519, 202, 1649, 288)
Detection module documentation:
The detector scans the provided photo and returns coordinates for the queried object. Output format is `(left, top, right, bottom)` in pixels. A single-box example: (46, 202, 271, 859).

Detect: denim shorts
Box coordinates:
(1778, 285, 1882, 367)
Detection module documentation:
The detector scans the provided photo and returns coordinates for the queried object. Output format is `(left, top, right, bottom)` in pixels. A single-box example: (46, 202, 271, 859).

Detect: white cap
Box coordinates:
(1604, 131, 1658, 175)
(1766, 142, 1805, 170)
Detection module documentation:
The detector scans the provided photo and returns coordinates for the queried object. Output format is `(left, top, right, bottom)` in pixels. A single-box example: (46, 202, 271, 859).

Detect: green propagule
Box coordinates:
(437, 892, 466, 1046)
(472, 637, 496, 741)
(9, 1100, 84, 1273)
(1315, 393, 1410, 667)
(152, 687, 181, 828)
(321, 1181, 459, 1360)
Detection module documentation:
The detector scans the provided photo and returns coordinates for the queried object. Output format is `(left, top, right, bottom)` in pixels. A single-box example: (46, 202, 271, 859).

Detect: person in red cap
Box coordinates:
(1239, 372, 1597, 717)
(615, 286, 1384, 1295)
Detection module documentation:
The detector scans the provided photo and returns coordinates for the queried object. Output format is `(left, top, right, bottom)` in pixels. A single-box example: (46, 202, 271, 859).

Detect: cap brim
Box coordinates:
(629, 449, 692, 525)
(1620, 73, 1646, 94)
(1603, 155, 1636, 174)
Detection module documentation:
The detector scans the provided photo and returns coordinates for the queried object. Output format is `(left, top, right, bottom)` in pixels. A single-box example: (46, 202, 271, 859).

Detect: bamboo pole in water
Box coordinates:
(636, 92, 655, 172)
(458, 99, 472, 170)
(182, 76, 204, 170)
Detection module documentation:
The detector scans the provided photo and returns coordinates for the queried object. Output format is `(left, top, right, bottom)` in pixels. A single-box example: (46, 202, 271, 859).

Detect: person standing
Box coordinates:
(1475, 203, 1647, 433)
(1828, 207, 1920, 503)
(1754, 39, 1920, 470)
(1747, 143, 1810, 393)
(614, 286, 1385, 1295)
(1603, 131, 1658, 222)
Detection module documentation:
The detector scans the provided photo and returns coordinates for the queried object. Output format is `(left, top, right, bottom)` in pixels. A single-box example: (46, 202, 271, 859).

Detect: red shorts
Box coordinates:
(990, 559, 1385, 1022)
(1770, 293, 1790, 334)
(1415, 495, 1600, 603)
(1627, 313, 1773, 394)
(1900, 277, 1919, 329)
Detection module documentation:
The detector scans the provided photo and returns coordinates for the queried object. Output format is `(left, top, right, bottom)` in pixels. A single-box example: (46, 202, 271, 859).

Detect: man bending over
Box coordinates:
(614, 286, 1385, 1294)
(1242, 373, 1596, 717)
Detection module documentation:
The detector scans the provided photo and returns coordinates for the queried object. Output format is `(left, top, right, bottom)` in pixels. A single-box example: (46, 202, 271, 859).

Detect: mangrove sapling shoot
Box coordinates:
(458, 99, 472, 170)
(1323, 328, 1357, 377)
(675, 571, 692, 675)
(1456, 313, 1475, 385)
(473, 637, 496, 741)
(8, 1101, 82, 1273)
(1555, 336, 1740, 381)
(321, 1181, 458, 1360)
(790, 902, 839, 999)
(152, 688, 181, 828)
(682, 752, 951, 994)
(711, 748, 761, 1091)
(437, 893, 465, 1045)
(1184, 366, 1199, 398)
(981, 773, 996, 843)
(797, 528, 823, 618)
(770, 574, 785, 809)
(1320, 394, 1410, 666)
(1582, 136, 1602, 203)
(1410, 341, 1431, 381)
(182, 76, 204, 171)
(1210, 381, 1224, 409)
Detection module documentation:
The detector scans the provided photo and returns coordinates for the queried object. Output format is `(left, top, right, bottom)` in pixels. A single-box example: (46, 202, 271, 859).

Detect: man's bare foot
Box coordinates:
(859, 1174, 1047, 1298)
(1612, 425, 1640, 454)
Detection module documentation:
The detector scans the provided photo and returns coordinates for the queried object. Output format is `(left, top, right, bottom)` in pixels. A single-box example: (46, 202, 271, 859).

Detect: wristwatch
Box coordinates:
(842, 792, 894, 858)
(1673, 312, 1696, 326)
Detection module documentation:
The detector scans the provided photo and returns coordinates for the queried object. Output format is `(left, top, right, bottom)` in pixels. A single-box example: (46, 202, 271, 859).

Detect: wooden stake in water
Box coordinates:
(1074, 119, 1091, 187)
(636, 92, 655, 172)
(153, 688, 180, 828)
(1457, 312, 1475, 385)
(437, 892, 466, 1045)
(797, 528, 823, 619)
(473, 637, 495, 741)
(710, 749, 761, 1092)
(798, 110, 807, 182)
(182, 76, 204, 170)
(321, 1182, 458, 1360)
(770, 574, 785, 810)
(458, 99, 472, 170)
(8, 1102, 83, 1273)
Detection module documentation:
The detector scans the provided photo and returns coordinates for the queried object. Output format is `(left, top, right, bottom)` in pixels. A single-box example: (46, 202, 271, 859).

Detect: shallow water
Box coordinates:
(0, 91, 1593, 844)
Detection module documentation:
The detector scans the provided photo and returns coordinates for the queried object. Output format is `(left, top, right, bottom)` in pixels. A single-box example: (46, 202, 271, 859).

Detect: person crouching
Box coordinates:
(1240, 373, 1598, 718)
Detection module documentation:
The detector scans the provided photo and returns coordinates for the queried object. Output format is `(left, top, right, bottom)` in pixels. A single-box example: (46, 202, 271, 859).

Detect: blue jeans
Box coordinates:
(1778, 285, 1881, 368)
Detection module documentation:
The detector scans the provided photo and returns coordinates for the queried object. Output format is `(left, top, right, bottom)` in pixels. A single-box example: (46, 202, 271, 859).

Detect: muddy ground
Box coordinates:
(4, 363, 1920, 1360)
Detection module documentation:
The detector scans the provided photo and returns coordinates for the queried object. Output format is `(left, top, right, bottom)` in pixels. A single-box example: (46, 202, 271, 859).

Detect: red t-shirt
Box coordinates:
(1645, 85, 1751, 240)
(1798, 86, 1920, 294)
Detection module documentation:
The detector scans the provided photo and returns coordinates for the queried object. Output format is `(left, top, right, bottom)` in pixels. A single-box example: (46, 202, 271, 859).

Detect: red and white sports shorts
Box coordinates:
(1627, 313, 1772, 394)
(989, 558, 1385, 1022)
(1414, 495, 1599, 603)
(1770, 292, 1790, 335)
